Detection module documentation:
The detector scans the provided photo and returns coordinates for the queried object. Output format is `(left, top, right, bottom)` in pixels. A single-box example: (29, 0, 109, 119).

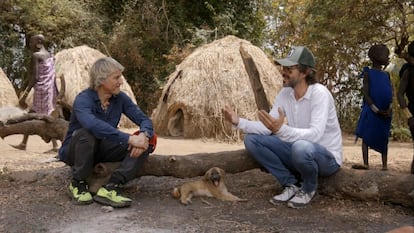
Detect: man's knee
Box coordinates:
(65, 128, 97, 165)
(292, 139, 312, 150)
(243, 133, 253, 143)
(291, 140, 312, 161)
(243, 134, 259, 149)
(73, 128, 96, 144)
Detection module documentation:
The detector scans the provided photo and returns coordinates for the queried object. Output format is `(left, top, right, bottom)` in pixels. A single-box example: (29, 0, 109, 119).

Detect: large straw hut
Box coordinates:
(151, 35, 283, 141)
(0, 68, 18, 107)
(26, 45, 137, 128)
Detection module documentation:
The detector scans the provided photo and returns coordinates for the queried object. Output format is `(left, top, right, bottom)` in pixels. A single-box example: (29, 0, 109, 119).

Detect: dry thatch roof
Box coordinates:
(26, 45, 137, 128)
(151, 35, 283, 141)
(0, 68, 18, 107)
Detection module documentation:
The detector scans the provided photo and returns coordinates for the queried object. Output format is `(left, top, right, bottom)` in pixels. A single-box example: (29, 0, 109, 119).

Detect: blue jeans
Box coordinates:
(244, 134, 340, 193)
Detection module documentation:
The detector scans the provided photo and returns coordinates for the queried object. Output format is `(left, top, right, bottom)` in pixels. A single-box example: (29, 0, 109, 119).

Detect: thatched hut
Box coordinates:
(26, 45, 137, 128)
(151, 35, 283, 141)
(0, 68, 18, 107)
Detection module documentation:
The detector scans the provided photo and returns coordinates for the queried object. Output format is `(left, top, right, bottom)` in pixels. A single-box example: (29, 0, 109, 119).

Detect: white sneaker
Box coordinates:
(287, 189, 316, 209)
(269, 185, 300, 204)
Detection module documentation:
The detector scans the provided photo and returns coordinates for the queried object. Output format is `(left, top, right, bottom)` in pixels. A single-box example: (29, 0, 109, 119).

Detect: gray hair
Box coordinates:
(89, 57, 125, 90)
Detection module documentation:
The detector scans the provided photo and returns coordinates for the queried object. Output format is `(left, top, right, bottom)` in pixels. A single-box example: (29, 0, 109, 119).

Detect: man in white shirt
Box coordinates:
(223, 46, 342, 208)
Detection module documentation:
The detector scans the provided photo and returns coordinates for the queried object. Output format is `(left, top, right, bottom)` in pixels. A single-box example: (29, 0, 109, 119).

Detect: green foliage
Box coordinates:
(264, 0, 413, 137)
(0, 22, 28, 85)
(1, 0, 267, 113)
(391, 126, 411, 142)
(1, 0, 414, 143)
(105, 0, 266, 112)
(0, 0, 108, 90)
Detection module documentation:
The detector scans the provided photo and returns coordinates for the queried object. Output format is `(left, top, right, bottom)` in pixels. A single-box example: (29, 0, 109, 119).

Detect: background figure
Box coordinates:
(353, 44, 392, 171)
(16, 34, 59, 152)
(397, 41, 414, 174)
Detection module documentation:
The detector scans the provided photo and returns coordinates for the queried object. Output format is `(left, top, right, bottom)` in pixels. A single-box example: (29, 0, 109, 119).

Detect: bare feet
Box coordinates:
(351, 164, 369, 170)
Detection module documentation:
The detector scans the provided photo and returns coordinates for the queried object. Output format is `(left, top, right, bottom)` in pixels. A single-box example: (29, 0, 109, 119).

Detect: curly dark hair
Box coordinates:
(368, 44, 389, 66)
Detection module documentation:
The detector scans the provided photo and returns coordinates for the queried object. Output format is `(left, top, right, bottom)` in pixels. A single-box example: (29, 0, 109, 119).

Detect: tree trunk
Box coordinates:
(1, 115, 412, 208)
(239, 45, 270, 112)
(88, 149, 261, 193)
(319, 168, 414, 208)
(90, 150, 414, 208)
(0, 114, 68, 142)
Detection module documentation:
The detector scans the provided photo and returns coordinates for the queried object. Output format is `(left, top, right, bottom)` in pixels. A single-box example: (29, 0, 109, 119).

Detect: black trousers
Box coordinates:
(63, 128, 149, 185)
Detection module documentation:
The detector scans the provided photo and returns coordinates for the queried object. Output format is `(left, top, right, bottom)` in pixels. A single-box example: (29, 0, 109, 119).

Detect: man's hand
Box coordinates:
(377, 108, 392, 118)
(222, 105, 239, 125)
(129, 146, 146, 158)
(128, 133, 149, 157)
(257, 108, 285, 133)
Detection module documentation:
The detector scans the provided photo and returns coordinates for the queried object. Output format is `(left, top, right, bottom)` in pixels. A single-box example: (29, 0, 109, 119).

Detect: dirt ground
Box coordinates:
(0, 131, 413, 233)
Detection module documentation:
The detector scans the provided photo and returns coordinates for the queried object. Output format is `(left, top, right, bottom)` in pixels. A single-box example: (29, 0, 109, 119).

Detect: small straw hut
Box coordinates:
(0, 68, 18, 107)
(26, 45, 137, 128)
(151, 35, 283, 141)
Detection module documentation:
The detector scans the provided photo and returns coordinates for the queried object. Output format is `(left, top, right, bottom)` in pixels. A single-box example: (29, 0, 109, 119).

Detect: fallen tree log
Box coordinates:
(0, 114, 68, 142)
(0, 74, 69, 143)
(87, 149, 260, 192)
(1, 114, 412, 208)
(319, 168, 414, 208)
(139, 149, 260, 177)
(90, 149, 414, 208)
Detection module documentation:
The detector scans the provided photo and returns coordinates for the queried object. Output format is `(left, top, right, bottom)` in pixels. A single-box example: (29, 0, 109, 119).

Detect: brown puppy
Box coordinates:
(172, 167, 247, 205)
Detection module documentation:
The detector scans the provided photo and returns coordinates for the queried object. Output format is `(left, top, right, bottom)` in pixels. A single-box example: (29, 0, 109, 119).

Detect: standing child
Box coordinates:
(353, 44, 392, 170)
(15, 34, 59, 152)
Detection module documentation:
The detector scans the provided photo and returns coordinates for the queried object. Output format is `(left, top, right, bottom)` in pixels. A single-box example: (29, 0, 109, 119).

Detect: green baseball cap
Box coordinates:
(275, 46, 315, 68)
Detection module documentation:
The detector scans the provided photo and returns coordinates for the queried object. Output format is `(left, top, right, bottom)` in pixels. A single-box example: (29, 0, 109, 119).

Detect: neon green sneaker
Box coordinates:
(68, 179, 93, 205)
(93, 184, 132, 208)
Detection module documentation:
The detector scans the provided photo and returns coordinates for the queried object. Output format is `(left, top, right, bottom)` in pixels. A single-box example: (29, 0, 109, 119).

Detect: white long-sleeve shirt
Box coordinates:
(237, 83, 343, 165)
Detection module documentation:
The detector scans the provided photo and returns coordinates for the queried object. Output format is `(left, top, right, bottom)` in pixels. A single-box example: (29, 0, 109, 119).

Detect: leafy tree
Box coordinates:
(4, 0, 411, 139)
(0, 0, 108, 90)
(263, 0, 414, 134)
(107, 0, 266, 112)
(1, 0, 266, 113)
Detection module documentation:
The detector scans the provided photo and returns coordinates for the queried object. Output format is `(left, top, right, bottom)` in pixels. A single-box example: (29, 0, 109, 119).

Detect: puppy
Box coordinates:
(172, 167, 247, 205)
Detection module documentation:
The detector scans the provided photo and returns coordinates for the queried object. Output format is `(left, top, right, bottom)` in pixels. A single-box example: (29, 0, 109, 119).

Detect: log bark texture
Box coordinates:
(91, 150, 414, 208)
(139, 149, 260, 177)
(0, 114, 68, 142)
(319, 168, 414, 208)
(1, 115, 412, 208)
